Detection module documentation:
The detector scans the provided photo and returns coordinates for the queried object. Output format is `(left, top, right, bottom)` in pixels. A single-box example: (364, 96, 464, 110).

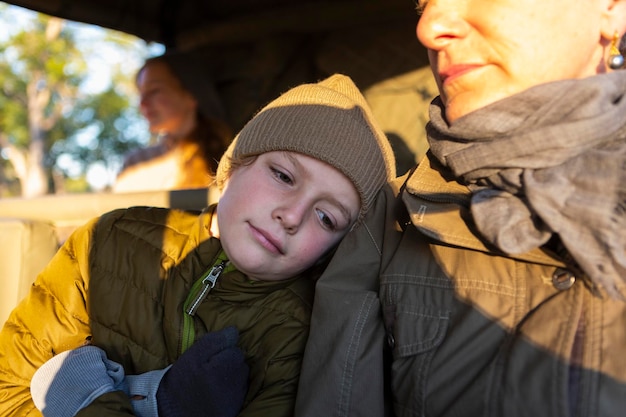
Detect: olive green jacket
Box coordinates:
(0, 205, 313, 417)
(296, 153, 626, 416)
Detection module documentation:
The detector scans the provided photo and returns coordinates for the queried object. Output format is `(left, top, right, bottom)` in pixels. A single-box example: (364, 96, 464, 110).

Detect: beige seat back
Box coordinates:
(0, 187, 220, 329)
(0, 218, 58, 328)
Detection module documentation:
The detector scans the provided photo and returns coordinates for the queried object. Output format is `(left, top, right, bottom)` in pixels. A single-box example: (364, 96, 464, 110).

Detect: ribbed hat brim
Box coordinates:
(216, 74, 396, 220)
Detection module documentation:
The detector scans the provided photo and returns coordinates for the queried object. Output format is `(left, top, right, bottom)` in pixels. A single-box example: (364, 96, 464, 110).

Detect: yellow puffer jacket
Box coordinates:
(0, 204, 313, 417)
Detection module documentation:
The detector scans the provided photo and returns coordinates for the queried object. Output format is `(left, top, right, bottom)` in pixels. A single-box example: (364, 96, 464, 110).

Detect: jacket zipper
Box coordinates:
(186, 261, 227, 315)
(181, 254, 229, 353)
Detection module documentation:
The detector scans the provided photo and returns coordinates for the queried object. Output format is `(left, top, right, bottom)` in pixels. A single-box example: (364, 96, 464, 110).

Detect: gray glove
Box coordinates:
(31, 345, 126, 417)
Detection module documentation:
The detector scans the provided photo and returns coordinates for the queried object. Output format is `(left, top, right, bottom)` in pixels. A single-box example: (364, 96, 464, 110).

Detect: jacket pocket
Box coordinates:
(385, 303, 449, 417)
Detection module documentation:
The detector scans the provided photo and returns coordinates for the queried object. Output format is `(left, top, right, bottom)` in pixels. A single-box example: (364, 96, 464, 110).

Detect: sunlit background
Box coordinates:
(0, 3, 165, 194)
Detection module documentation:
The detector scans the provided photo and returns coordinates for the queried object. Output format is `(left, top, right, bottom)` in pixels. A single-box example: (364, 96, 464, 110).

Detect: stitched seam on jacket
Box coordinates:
(382, 274, 516, 296)
(363, 223, 382, 256)
(338, 293, 376, 417)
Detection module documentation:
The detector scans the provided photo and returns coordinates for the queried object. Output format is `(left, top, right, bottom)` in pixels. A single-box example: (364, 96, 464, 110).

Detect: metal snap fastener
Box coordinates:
(552, 268, 576, 290)
(387, 332, 395, 349)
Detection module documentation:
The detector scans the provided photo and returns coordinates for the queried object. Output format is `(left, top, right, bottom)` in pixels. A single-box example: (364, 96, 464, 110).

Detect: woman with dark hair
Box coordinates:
(113, 53, 232, 192)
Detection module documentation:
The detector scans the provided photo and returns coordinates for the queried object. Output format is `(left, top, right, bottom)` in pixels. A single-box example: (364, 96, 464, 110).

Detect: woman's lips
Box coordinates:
(440, 64, 482, 85)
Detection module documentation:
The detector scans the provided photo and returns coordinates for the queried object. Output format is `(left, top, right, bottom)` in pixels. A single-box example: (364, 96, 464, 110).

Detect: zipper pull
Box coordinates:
(185, 260, 228, 316)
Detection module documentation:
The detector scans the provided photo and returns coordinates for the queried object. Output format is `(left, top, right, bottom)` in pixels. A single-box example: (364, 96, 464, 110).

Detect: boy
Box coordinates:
(0, 74, 396, 417)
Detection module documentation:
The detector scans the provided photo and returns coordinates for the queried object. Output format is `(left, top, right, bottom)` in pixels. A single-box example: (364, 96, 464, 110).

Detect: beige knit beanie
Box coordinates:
(216, 74, 396, 220)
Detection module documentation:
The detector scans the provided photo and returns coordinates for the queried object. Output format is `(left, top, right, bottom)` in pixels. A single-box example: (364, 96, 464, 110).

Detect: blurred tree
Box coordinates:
(0, 8, 149, 197)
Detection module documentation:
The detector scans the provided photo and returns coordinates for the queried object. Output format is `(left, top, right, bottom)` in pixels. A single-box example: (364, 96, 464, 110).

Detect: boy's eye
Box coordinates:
(271, 167, 293, 184)
(316, 209, 336, 231)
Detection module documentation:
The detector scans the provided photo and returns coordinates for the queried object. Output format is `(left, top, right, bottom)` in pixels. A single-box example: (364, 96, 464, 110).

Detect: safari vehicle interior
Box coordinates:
(0, 0, 437, 325)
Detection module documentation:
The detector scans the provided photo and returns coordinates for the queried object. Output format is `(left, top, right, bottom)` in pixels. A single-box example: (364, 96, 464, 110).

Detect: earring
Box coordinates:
(608, 31, 625, 70)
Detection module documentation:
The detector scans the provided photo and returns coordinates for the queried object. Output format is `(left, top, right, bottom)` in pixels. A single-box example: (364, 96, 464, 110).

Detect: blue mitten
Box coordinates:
(156, 326, 250, 417)
(31, 345, 126, 417)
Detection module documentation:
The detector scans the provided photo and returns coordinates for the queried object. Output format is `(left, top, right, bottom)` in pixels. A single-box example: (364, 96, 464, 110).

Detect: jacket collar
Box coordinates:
(401, 153, 566, 267)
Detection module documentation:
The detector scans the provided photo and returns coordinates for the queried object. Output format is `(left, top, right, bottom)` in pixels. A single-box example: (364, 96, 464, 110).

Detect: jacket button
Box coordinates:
(387, 332, 395, 349)
(552, 268, 576, 290)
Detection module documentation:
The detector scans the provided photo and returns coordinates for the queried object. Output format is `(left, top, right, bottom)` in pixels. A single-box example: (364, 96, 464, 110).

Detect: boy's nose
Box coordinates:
(272, 201, 306, 234)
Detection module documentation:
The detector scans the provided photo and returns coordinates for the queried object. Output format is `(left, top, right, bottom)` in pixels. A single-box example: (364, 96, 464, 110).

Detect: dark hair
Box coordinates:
(193, 114, 233, 174)
(135, 55, 173, 86)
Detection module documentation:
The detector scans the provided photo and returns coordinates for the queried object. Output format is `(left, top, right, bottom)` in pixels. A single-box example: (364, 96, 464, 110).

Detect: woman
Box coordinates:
(113, 53, 232, 192)
(295, 1, 626, 416)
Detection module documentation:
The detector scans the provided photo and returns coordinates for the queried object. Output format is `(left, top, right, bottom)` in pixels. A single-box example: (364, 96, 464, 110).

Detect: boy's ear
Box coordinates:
(600, 0, 626, 39)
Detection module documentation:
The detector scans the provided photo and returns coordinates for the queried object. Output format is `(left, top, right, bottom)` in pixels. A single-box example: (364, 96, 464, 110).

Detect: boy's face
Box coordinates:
(216, 151, 360, 282)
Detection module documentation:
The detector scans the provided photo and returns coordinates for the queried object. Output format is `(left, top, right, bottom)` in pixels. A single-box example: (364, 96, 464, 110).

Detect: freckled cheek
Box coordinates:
(295, 230, 337, 264)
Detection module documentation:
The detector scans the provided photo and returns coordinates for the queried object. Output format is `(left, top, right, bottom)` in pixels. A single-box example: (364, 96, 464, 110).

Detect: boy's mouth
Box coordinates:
(248, 223, 285, 255)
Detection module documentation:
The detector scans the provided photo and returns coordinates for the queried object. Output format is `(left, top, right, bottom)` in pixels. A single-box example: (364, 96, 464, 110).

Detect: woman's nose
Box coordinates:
(138, 95, 150, 114)
(416, 0, 470, 51)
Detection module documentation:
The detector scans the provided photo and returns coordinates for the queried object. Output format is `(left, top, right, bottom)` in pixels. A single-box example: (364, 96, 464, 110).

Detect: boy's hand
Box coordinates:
(156, 326, 249, 417)
(31, 345, 126, 417)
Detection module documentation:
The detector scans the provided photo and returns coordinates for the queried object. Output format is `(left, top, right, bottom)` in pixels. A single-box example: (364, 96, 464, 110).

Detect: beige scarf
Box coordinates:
(427, 72, 626, 299)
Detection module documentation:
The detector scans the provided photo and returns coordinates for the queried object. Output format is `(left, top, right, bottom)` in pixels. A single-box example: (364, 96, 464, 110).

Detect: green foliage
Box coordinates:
(0, 156, 20, 197)
(62, 175, 92, 193)
(0, 7, 152, 195)
(50, 86, 146, 171)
